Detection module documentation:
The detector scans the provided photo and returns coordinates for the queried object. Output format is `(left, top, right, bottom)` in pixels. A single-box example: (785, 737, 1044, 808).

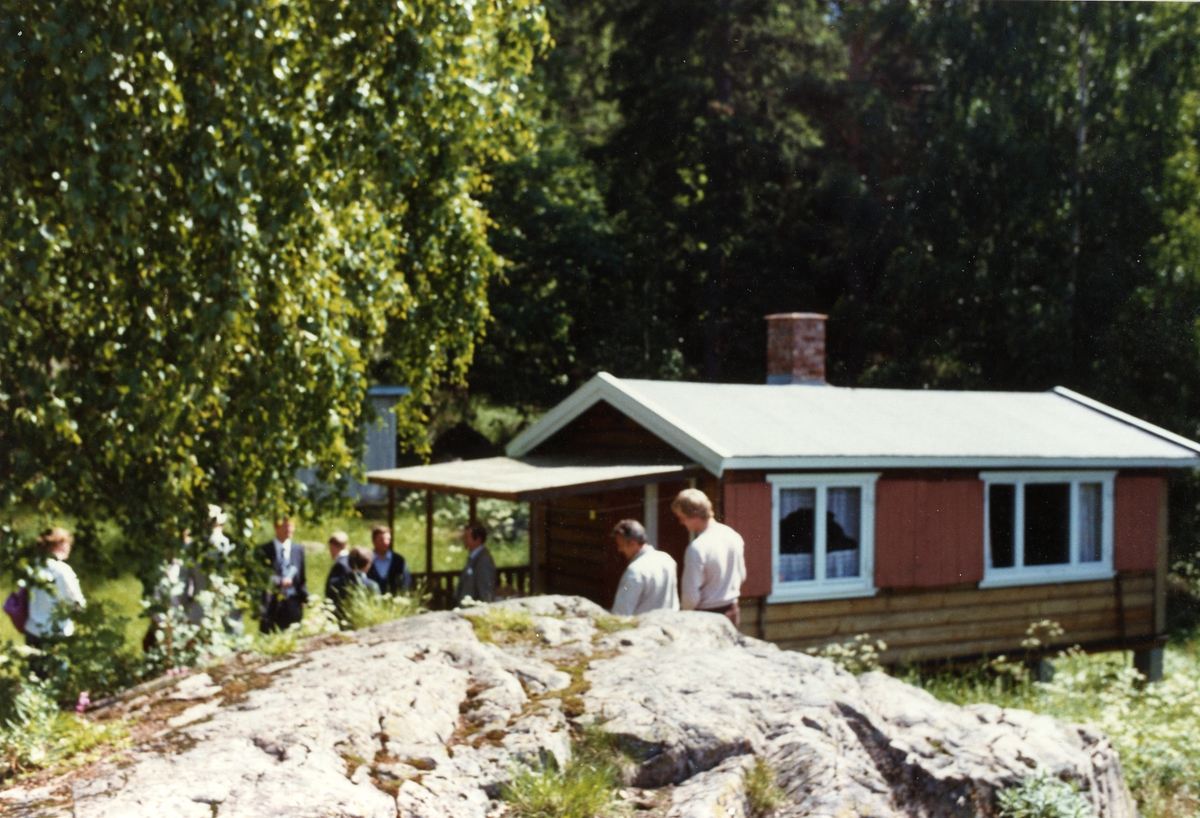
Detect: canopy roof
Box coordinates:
(506, 374, 1200, 475)
(367, 456, 701, 501)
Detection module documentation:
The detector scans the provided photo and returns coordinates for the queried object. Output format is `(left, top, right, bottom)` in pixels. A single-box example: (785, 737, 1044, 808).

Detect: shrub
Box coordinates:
(808, 633, 887, 674)
(0, 668, 128, 778)
(35, 601, 143, 705)
(745, 757, 785, 817)
(997, 771, 1092, 818)
(143, 563, 251, 673)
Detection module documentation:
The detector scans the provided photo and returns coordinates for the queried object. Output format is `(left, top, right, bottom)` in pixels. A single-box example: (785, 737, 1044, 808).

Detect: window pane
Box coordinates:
(1024, 483, 1070, 565)
(1079, 483, 1103, 563)
(989, 484, 1016, 568)
(826, 487, 861, 578)
(779, 488, 815, 582)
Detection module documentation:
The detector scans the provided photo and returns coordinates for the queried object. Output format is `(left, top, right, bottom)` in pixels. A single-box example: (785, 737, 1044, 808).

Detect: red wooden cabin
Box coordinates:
(370, 314, 1198, 676)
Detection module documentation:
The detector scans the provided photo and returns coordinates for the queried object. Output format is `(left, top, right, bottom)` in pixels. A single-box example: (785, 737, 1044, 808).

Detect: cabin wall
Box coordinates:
(723, 481, 772, 597)
(1114, 474, 1166, 572)
(544, 486, 644, 608)
(652, 479, 694, 579)
(530, 401, 681, 460)
(738, 572, 1157, 664)
(874, 473, 985, 588)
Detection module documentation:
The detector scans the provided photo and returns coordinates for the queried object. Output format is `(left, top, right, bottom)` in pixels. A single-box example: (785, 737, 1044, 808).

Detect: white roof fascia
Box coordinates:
(720, 456, 1200, 472)
(1052, 386, 1200, 456)
(506, 374, 609, 456)
(506, 373, 728, 475)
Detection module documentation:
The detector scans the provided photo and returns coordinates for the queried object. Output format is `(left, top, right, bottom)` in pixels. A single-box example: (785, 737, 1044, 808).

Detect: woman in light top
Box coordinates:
(26, 527, 86, 647)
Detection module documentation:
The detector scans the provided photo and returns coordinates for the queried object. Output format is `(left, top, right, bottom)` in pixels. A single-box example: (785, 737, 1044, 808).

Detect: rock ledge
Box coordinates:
(55, 596, 1133, 818)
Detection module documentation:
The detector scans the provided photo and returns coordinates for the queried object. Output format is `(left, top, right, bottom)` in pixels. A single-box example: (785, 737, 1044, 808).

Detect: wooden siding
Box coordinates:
(1114, 475, 1165, 572)
(724, 481, 773, 597)
(652, 479, 694, 580)
(875, 476, 985, 588)
(739, 572, 1156, 664)
(545, 487, 644, 608)
(530, 400, 681, 460)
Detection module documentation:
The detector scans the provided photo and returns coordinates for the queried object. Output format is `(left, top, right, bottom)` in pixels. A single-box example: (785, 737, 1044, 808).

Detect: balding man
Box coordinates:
(610, 519, 679, 616)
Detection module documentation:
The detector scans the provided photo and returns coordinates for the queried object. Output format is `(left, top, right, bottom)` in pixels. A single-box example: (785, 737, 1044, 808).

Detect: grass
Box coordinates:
(744, 757, 785, 817)
(502, 725, 625, 818)
(503, 760, 619, 818)
(340, 586, 424, 630)
(903, 629, 1200, 818)
(464, 606, 536, 645)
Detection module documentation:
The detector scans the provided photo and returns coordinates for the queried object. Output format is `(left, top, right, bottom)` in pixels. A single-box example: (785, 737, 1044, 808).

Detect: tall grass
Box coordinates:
(905, 632, 1200, 818)
(340, 586, 424, 630)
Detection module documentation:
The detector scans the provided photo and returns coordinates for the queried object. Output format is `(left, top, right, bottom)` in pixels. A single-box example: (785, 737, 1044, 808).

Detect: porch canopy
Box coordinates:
(367, 455, 701, 502)
(366, 456, 702, 597)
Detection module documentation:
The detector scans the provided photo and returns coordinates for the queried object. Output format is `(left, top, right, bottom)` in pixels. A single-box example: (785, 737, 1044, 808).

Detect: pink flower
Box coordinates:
(76, 691, 91, 713)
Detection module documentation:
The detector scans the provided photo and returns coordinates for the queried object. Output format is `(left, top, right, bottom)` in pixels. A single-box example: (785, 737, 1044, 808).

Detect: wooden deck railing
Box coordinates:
(421, 565, 531, 611)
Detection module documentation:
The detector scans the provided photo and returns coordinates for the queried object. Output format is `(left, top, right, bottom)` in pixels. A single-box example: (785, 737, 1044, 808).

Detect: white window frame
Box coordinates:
(980, 470, 1116, 589)
(766, 472, 880, 603)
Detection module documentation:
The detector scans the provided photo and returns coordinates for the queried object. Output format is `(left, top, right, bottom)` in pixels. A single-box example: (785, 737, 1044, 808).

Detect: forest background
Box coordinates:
(4, 1, 1200, 613)
(474, 0, 1200, 569)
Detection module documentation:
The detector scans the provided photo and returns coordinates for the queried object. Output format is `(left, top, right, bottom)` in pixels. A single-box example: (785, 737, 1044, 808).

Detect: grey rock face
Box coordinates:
(62, 596, 1135, 818)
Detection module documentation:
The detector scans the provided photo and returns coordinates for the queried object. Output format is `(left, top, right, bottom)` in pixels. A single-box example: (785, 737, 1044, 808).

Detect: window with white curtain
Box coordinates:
(768, 473, 879, 602)
(980, 471, 1115, 588)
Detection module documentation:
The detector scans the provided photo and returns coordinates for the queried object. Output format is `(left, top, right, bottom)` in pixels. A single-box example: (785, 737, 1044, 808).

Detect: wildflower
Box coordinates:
(76, 691, 91, 713)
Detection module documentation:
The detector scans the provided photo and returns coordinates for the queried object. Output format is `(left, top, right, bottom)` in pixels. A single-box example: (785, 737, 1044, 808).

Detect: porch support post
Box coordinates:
(425, 490, 434, 579)
(387, 485, 395, 544)
(469, 495, 477, 525)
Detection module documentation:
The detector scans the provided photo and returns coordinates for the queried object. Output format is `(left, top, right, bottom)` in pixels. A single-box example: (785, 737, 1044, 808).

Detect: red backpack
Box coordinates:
(3, 587, 29, 635)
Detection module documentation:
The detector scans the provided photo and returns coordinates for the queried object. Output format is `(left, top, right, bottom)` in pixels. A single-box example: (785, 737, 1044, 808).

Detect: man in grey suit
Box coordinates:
(258, 517, 308, 633)
(454, 522, 497, 606)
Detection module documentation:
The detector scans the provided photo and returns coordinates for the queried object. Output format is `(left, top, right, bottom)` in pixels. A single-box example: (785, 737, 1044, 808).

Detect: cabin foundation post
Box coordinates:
(425, 490, 434, 579)
(529, 500, 546, 594)
(1134, 647, 1164, 683)
(387, 485, 395, 543)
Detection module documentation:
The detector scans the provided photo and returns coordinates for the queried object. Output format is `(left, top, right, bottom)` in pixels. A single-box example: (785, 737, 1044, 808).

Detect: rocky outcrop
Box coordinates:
(56, 596, 1133, 818)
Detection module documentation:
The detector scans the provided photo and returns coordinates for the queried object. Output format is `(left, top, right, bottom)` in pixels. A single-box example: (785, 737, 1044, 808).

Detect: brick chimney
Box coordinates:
(766, 313, 827, 385)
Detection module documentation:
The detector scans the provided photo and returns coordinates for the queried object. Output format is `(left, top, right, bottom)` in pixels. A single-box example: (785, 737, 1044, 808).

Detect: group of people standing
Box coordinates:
(257, 516, 498, 632)
(16, 487, 738, 652)
(610, 488, 747, 627)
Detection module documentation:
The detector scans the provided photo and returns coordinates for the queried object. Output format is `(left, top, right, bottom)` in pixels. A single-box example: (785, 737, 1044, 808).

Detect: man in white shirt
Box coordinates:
(673, 488, 746, 627)
(26, 527, 86, 646)
(610, 519, 679, 616)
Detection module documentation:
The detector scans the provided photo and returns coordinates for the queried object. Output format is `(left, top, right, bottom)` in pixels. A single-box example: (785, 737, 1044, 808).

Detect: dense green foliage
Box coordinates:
(472, 0, 1200, 559)
(0, 0, 548, 573)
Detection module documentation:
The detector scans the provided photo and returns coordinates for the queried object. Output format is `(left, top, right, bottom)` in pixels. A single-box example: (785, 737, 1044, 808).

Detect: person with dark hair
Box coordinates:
(324, 531, 353, 617)
(366, 525, 411, 595)
(453, 522, 497, 606)
(610, 519, 679, 616)
(258, 517, 308, 633)
(347, 547, 382, 595)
